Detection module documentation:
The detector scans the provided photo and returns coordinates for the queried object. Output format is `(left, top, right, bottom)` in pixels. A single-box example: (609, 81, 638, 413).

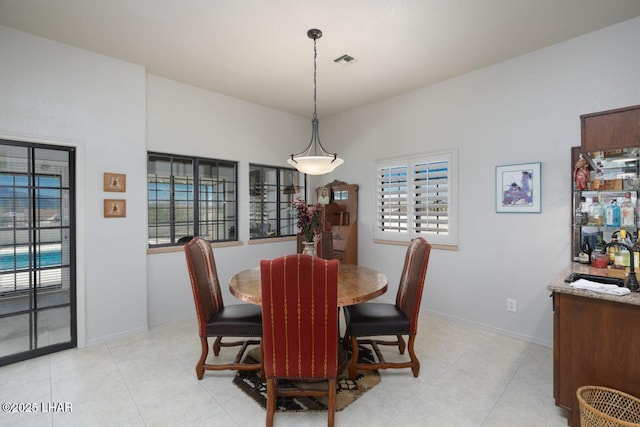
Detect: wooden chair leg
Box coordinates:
(349, 336, 359, 380)
(259, 342, 265, 380)
(342, 331, 352, 351)
(397, 334, 406, 354)
(407, 335, 420, 377)
(327, 378, 336, 427)
(196, 336, 209, 380)
(266, 378, 276, 427)
(213, 336, 222, 356)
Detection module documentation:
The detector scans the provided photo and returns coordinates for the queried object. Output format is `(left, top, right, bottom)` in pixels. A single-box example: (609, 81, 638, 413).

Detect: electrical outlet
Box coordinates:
(507, 298, 517, 312)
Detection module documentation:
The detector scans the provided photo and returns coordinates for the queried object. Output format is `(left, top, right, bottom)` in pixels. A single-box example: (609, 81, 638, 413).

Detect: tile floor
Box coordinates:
(1, 313, 568, 426)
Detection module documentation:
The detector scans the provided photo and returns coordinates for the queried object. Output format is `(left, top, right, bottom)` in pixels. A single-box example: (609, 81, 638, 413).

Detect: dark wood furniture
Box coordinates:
(581, 104, 640, 151)
(571, 104, 640, 262)
(548, 264, 640, 427)
(558, 104, 640, 425)
(229, 264, 388, 307)
(318, 180, 358, 264)
(343, 238, 432, 380)
(260, 254, 340, 427)
(183, 238, 262, 378)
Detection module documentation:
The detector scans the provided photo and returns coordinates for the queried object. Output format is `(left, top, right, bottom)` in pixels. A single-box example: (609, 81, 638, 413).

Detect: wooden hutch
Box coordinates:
(553, 104, 640, 427)
(318, 180, 358, 265)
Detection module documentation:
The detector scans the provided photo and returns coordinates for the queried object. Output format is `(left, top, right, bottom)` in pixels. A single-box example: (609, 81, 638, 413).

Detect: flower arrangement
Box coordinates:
(292, 197, 323, 242)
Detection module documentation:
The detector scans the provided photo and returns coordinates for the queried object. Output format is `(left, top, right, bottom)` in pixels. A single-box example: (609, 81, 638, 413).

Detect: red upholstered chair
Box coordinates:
(343, 237, 431, 380)
(260, 254, 340, 427)
(184, 238, 262, 379)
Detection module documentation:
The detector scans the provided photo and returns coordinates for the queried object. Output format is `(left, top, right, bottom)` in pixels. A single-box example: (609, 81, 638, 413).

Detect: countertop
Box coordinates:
(548, 263, 640, 306)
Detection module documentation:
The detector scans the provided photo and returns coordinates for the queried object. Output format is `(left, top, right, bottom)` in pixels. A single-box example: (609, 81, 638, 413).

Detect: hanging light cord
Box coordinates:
(290, 30, 338, 162)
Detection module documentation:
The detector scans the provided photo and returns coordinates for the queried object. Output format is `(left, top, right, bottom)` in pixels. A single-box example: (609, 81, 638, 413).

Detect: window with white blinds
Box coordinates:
(375, 149, 457, 247)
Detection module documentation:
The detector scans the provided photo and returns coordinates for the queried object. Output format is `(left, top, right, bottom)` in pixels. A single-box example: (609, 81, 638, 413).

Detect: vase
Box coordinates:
(302, 241, 316, 257)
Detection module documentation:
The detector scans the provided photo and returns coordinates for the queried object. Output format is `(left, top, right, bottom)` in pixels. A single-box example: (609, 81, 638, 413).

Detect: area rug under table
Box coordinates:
(232, 346, 380, 412)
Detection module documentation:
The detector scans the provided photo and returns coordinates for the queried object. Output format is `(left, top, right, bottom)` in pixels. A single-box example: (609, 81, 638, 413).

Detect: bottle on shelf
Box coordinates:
(617, 229, 632, 267)
(608, 234, 619, 265)
(588, 196, 604, 226)
(633, 233, 640, 269)
(621, 192, 635, 226)
(605, 200, 621, 227)
(575, 197, 588, 226)
(578, 236, 592, 264)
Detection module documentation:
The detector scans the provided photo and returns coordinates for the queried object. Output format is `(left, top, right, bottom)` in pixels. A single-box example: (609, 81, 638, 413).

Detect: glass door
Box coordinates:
(0, 140, 75, 366)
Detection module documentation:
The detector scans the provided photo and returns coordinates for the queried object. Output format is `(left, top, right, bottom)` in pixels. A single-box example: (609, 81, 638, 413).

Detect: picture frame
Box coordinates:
(495, 162, 541, 213)
(103, 172, 126, 192)
(104, 199, 126, 218)
(317, 185, 331, 205)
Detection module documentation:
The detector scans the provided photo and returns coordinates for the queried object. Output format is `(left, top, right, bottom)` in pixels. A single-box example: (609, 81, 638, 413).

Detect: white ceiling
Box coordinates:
(1, 0, 640, 118)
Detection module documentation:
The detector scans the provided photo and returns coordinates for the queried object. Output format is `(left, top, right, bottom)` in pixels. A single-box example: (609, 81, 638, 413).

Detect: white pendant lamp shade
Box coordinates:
(287, 155, 344, 175)
(288, 29, 343, 175)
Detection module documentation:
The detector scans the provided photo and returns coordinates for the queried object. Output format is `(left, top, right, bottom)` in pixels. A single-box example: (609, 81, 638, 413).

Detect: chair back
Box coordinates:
(395, 237, 432, 335)
(260, 254, 339, 380)
(184, 237, 224, 337)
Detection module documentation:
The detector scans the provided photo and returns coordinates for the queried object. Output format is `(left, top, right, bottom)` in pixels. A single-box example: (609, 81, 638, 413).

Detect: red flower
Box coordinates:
(292, 198, 322, 242)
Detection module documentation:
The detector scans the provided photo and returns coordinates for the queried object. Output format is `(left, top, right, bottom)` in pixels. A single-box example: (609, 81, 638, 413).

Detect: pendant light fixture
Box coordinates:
(288, 28, 344, 175)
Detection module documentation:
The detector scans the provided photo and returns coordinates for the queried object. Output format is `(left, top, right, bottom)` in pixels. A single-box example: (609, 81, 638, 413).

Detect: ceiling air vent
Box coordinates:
(334, 54, 356, 66)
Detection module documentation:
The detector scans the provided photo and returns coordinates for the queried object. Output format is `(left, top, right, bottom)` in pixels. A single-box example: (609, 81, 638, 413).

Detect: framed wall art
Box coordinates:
(103, 172, 126, 192)
(495, 162, 541, 213)
(317, 185, 331, 205)
(104, 199, 126, 218)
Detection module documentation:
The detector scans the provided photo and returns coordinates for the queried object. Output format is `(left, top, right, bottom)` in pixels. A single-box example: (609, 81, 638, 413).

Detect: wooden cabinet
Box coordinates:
(570, 105, 640, 262)
(581, 104, 640, 151)
(552, 292, 640, 427)
(558, 104, 640, 426)
(317, 180, 358, 265)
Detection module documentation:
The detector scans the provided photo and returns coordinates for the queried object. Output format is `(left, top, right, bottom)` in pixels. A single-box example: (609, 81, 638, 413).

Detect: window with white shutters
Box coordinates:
(375, 149, 457, 247)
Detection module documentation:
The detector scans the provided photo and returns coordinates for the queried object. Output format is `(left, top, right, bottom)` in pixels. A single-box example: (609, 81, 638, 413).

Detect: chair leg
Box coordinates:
(196, 336, 209, 380)
(213, 336, 222, 356)
(266, 378, 276, 427)
(342, 330, 351, 351)
(259, 342, 265, 380)
(349, 336, 359, 380)
(327, 378, 336, 427)
(407, 335, 420, 377)
(397, 334, 406, 354)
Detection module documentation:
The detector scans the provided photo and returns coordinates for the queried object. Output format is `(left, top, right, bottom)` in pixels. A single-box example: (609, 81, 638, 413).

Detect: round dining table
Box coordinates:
(229, 263, 388, 307)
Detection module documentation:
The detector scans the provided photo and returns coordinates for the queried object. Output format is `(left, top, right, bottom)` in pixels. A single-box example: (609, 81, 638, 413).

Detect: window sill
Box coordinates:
(147, 240, 243, 255)
(373, 239, 458, 251)
(248, 236, 296, 245)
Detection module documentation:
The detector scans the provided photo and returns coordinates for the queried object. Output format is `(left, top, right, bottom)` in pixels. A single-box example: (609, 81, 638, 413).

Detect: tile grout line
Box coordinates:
(106, 342, 148, 426)
(479, 343, 534, 426)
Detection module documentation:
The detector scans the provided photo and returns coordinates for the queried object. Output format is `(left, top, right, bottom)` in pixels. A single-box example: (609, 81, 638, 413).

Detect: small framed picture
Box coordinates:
(317, 186, 331, 205)
(104, 199, 126, 218)
(103, 172, 126, 192)
(495, 162, 541, 213)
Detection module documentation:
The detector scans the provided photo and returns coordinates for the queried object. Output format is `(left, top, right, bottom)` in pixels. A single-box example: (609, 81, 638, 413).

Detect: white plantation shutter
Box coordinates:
(377, 164, 408, 233)
(375, 149, 457, 246)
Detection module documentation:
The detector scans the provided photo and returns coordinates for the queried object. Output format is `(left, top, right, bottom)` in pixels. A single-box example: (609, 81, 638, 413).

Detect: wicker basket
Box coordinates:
(577, 386, 640, 427)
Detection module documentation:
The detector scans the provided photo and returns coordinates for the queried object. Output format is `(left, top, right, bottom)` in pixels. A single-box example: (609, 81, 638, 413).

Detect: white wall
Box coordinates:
(145, 75, 309, 324)
(318, 17, 640, 346)
(0, 26, 148, 345)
